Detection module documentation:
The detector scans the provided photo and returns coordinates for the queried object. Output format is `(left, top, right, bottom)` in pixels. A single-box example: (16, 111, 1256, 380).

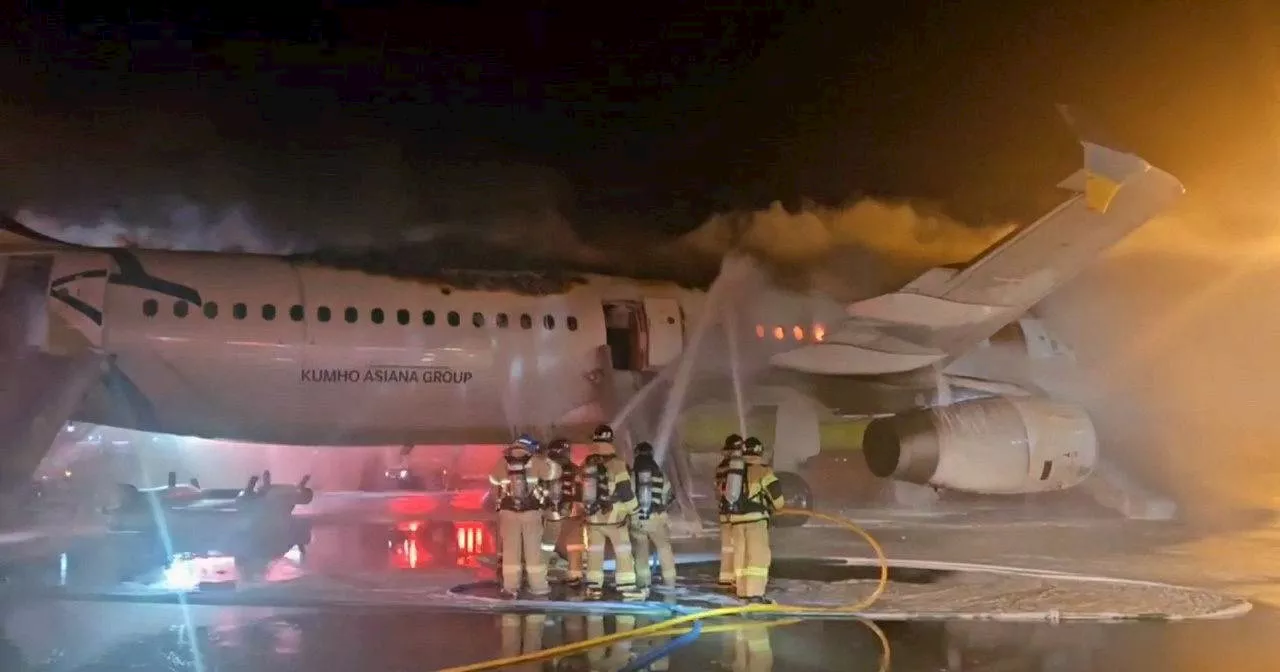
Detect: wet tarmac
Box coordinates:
(0, 516, 1277, 670)
(2, 596, 1280, 671)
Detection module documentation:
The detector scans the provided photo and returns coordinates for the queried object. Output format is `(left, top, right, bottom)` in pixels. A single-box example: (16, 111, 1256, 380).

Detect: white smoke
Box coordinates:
(15, 201, 302, 254)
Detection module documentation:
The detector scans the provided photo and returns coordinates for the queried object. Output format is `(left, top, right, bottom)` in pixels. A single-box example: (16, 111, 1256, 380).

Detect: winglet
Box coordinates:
(1054, 104, 1160, 213)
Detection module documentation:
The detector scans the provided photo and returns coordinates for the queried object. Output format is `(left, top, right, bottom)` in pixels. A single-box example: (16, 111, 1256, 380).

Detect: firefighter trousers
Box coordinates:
(731, 519, 771, 598)
(587, 613, 636, 671)
(728, 623, 774, 672)
(499, 509, 549, 595)
(718, 521, 735, 584)
(542, 515, 585, 580)
(632, 513, 677, 588)
(499, 613, 545, 672)
(585, 521, 637, 591)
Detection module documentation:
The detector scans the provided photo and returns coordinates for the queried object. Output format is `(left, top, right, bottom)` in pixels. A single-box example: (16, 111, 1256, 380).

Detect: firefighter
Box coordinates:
(715, 433, 745, 589)
(488, 434, 560, 598)
(726, 436, 784, 603)
(580, 424, 643, 601)
(542, 437, 585, 587)
(630, 441, 677, 590)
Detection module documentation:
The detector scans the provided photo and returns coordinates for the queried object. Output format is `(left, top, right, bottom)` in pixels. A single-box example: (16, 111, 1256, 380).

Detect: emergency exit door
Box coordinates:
(641, 297, 683, 370)
(0, 255, 53, 353)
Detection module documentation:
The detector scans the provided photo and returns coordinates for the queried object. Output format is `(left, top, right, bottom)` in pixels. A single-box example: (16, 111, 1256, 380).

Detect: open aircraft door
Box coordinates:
(44, 251, 113, 354)
(0, 255, 56, 354)
(641, 297, 684, 370)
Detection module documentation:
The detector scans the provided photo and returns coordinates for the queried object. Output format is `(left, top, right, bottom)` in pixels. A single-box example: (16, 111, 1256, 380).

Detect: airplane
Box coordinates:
(0, 117, 1184, 527)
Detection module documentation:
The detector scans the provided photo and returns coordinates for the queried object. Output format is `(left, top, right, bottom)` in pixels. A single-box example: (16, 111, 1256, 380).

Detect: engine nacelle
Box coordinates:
(862, 396, 1097, 494)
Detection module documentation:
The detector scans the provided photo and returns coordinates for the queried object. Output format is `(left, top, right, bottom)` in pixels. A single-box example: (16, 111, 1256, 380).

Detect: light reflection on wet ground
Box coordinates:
(3, 599, 1280, 671)
(3, 515, 1280, 670)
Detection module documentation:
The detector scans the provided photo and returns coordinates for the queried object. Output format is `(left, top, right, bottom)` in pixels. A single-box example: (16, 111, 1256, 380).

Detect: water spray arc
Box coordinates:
(650, 255, 759, 464)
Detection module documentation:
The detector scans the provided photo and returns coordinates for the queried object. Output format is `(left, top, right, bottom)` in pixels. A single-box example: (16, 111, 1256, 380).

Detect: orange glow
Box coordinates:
(755, 324, 765, 338)
(813, 324, 826, 342)
(773, 326, 785, 340)
(792, 326, 804, 340)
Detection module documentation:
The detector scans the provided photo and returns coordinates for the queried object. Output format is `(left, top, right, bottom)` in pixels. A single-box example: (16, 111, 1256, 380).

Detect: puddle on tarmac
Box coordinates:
(3, 521, 1280, 670)
(4, 600, 1280, 672)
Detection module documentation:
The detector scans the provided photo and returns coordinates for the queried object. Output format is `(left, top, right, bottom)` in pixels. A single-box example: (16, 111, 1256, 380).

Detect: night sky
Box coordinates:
(0, 1, 1275, 256)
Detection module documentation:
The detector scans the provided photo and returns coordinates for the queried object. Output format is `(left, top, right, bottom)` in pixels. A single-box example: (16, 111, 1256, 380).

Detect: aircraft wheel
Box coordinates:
(773, 471, 813, 528)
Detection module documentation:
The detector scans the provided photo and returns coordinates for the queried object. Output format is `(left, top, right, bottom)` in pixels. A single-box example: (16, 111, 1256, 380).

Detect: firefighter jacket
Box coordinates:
(725, 455, 785, 524)
(581, 442, 637, 525)
(489, 450, 560, 512)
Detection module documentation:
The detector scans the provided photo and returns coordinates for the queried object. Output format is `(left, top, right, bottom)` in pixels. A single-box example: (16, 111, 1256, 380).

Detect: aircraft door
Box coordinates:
(0, 255, 54, 354)
(641, 297, 683, 370)
(47, 251, 111, 352)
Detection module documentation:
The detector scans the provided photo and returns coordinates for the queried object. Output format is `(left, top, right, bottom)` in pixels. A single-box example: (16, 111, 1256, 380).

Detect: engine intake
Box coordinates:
(863, 396, 1098, 494)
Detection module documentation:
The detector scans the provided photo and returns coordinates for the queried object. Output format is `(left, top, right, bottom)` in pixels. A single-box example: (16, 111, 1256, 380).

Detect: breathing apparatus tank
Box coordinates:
(542, 439, 572, 518)
(581, 453, 612, 516)
(503, 435, 539, 510)
(633, 441, 659, 519)
(722, 448, 746, 515)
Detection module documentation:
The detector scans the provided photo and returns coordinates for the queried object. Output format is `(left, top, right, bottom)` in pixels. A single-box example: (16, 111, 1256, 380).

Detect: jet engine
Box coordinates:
(862, 396, 1097, 494)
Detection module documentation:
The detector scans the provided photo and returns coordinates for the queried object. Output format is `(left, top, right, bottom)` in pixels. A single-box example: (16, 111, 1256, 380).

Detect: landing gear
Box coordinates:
(773, 471, 813, 528)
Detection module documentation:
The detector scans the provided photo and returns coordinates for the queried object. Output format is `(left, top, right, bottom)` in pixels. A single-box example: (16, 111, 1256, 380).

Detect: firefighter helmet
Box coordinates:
(592, 424, 614, 443)
(743, 436, 764, 456)
(635, 441, 654, 456)
(546, 438, 571, 460)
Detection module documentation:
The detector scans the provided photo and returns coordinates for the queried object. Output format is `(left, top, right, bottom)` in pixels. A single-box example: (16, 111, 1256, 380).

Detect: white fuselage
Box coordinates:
(50, 249, 730, 445)
(33, 244, 1066, 449)
(43, 246, 858, 446)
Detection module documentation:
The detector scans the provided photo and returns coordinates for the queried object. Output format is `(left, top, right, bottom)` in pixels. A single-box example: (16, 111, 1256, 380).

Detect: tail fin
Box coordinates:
(897, 109, 1184, 310)
(817, 109, 1185, 372)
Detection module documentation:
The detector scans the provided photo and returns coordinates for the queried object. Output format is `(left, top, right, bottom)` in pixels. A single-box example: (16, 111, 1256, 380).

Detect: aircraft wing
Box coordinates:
(770, 139, 1185, 376)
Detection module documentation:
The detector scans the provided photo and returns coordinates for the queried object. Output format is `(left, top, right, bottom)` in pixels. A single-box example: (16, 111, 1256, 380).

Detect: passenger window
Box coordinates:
(142, 299, 158, 317)
(496, 313, 509, 328)
(289, 305, 304, 322)
(317, 306, 331, 322)
(344, 307, 358, 324)
(371, 308, 385, 325)
(447, 311, 460, 327)
(204, 302, 218, 319)
(423, 310, 435, 326)
(520, 313, 532, 330)
(233, 303, 247, 320)
(173, 301, 188, 318)
(543, 315, 555, 330)
(567, 316, 579, 331)
(472, 312, 484, 328)
(397, 309, 409, 325)
(262, 304, 277, 321)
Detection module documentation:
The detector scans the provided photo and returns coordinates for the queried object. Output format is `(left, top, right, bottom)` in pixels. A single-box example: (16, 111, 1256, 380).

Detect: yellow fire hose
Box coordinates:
(435, 508, 891, 672)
